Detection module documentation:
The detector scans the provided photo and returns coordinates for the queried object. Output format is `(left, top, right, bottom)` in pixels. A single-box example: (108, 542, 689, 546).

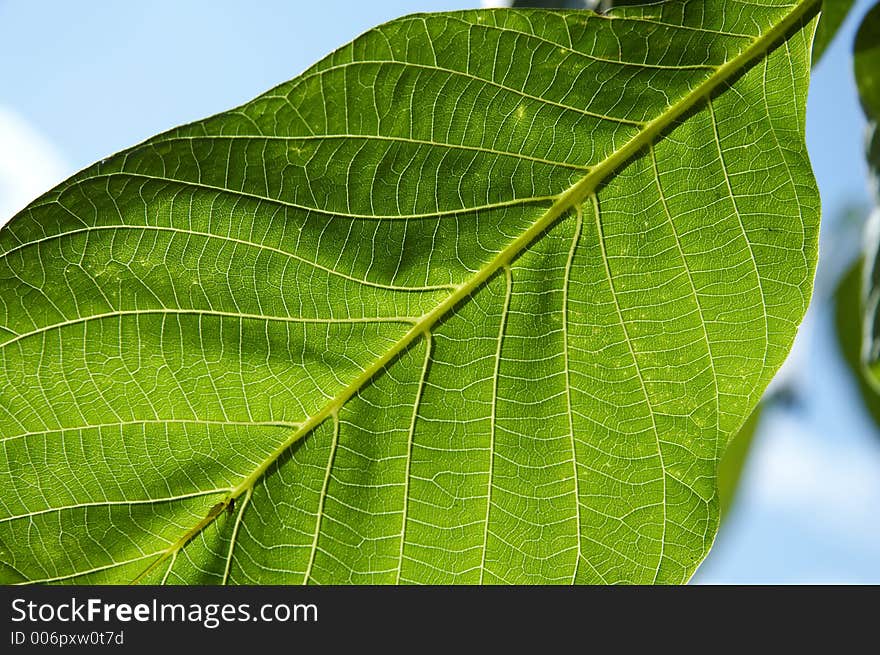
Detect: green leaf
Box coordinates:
(835, 261, 880, 425)
(812, 0, 855, 63)
(0, 0, 820, 585)
(856, 1, 880, 387)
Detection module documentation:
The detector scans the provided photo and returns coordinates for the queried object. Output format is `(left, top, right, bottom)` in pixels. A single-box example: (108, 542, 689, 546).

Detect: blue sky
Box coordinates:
(1, 0, 878, 583)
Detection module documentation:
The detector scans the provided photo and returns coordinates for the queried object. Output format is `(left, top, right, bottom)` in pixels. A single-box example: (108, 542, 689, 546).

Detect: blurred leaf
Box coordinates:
(854, 0, 880, 121)
(836, 261, 880, 425)
(856, 2, 880, 387)
(854, 0, 880, 197)
(812, 0, 855, 63)
(717, 405, 762, 519)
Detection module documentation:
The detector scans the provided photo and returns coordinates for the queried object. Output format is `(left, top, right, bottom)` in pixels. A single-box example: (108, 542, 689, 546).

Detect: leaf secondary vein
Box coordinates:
(68, 170, 556, 221)
(562, 207, 584, 584)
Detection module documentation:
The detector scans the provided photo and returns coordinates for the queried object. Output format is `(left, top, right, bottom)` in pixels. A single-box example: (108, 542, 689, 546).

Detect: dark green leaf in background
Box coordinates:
(854, 0, 880, 120)
(855, 1, 880, 388)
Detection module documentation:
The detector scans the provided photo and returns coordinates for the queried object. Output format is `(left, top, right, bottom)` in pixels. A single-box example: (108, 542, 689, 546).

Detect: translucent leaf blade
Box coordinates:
(0, 0, 820, 585)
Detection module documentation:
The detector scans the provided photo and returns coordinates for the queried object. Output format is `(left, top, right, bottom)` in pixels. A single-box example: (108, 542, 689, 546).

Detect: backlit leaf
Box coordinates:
(0, 0, 820, 584)
(856, 1, 880, 388)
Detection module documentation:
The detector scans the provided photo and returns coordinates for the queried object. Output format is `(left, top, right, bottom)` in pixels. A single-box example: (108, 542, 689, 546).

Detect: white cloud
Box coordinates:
(0, 107, 70, 228)
(748, 412, 880, 545)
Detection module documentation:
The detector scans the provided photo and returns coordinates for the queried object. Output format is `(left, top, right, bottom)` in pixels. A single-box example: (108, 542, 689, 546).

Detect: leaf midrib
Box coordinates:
(134, 0, 820, 584)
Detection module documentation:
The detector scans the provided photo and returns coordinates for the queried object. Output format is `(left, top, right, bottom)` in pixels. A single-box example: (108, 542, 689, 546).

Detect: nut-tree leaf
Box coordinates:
(511, 0, 842, 64)
(835, 260, 880, 426)
(0, 0, 820, 585)
(854, 0, 880, 120)
(856, 1, 880, 387)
